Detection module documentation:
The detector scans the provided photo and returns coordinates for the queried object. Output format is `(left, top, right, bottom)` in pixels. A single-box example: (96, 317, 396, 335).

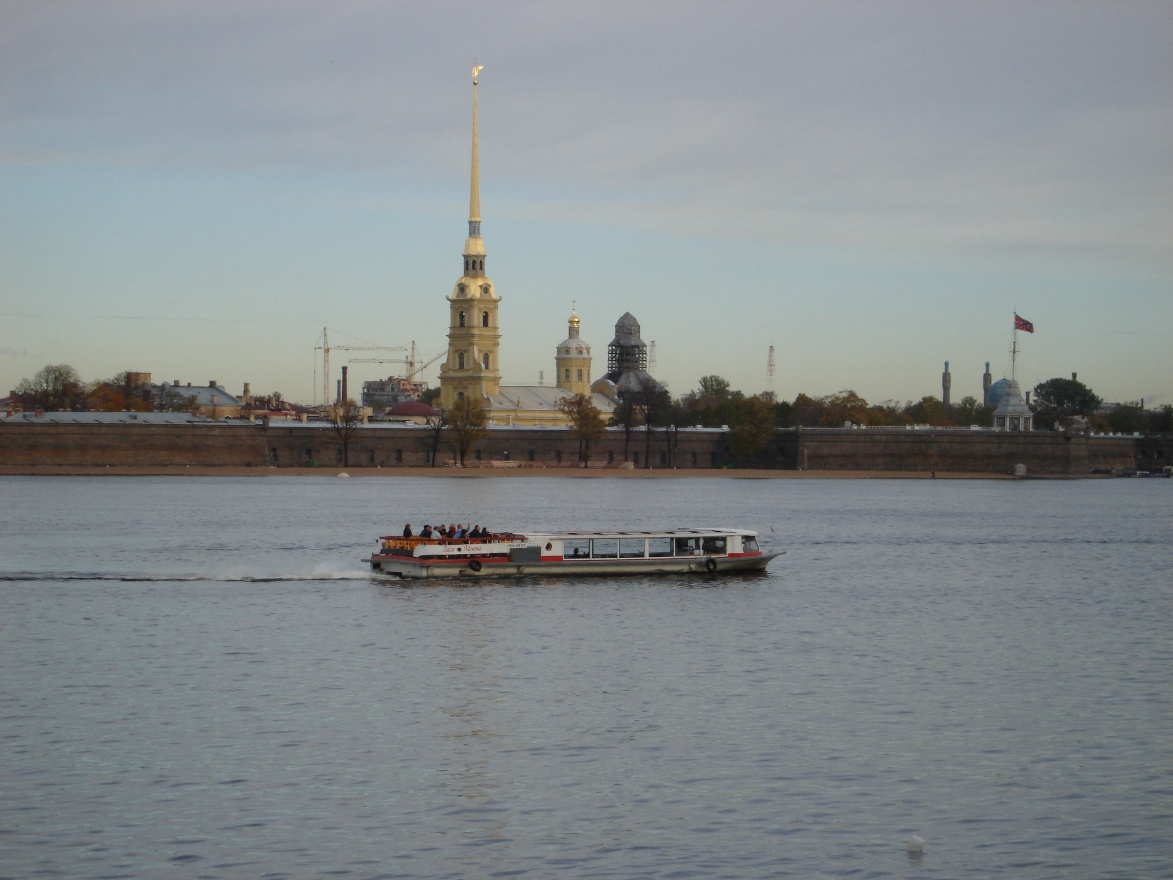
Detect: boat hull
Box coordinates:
(370, 552, 781, 580)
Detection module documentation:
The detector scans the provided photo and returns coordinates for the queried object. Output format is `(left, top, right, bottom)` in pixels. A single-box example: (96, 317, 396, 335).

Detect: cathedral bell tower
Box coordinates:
(439, 65, 501, 410)
(555, 308, 592, 396)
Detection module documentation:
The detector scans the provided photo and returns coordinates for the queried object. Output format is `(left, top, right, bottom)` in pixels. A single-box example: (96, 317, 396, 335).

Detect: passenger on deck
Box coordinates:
(469, 525, 481, 538)
(402, 524, 413, 538)
(454, 524, 466, 539)
(421, 525, 433, 539)
(446, 524, 457, 539)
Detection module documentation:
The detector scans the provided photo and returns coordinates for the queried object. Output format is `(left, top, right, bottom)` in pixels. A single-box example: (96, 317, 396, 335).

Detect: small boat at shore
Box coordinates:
(369, 528, 781, 579)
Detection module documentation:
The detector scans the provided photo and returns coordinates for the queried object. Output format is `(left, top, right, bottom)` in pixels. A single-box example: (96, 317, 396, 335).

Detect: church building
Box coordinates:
(437, 67, 615, 427)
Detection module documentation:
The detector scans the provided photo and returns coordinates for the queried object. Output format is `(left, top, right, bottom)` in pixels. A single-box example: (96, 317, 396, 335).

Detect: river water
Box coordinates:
(1, 475, 1169, 879)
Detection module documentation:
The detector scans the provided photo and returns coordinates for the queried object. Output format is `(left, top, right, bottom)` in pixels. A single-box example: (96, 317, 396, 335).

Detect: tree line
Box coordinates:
(10, 364, 203, 413)
(17, 363, 1171, 469)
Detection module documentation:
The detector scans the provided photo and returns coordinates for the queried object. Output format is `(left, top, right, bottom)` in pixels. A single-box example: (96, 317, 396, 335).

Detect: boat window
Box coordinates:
(564, 538, 590, 559)
(742, 536, 759, 552)
(701, 536, 727, 555)
(591, 538, 618, 558)
(674, 537, 699, 556)
(619, 538, 645, 558)
(648, 537, 672, 557)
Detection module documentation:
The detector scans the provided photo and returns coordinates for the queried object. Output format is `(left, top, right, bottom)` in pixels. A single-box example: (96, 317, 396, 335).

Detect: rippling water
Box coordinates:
(1, 475, 1170, 879)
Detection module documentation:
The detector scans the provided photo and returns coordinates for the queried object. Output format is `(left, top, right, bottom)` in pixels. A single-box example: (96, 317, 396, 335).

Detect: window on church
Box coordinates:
(458, 352, 465, 369)
(482, 312, 489, 327)
(564, 369, 570, 382)
(459, 311, 466, 327)
(576, 369, 583, 382)
(482, 353, 489, 370)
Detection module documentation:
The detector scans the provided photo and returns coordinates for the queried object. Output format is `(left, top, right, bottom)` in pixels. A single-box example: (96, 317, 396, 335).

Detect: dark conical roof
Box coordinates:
(611, 312, 644, 347)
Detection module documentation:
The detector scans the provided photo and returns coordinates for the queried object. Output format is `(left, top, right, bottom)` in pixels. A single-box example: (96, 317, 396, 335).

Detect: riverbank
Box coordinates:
(0, 464, 1023, 478)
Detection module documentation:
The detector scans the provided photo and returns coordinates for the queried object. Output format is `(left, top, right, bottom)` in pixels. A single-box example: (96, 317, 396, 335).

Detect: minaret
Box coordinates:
(555, 308, 593, 396)
(439, 64, 502, 410)
(941, 360, 951, 409)
(982, 361, 992, 406)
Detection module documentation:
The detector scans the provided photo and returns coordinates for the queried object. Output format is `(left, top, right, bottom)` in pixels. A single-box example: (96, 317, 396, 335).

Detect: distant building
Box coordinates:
(363, 376, 425, 413)
(941, 361, 951, 408)
(602, 312, 664, 400)
(155, 380, 241, 418)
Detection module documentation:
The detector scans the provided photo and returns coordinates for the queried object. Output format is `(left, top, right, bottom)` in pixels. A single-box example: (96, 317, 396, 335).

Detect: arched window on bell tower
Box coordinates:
(459, 311, 466, 327)
(458, 352, 465, 369)
(482, 353, 490, 370)
(482, 311, 489, 327)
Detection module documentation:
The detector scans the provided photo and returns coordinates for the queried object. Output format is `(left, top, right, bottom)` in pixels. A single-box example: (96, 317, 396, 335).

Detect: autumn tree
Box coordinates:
(14, 364, 85, 411)
(786, 393, 822, 427)
(88, 372, 154, 412)
(903, 396, 950, 426)
(728, 395, 777, 465)
(681, 374, 743, 427)
(557, 393, 607, 466)
(1033, 377, 1101, 425)
(818, 390, 872, 427)
(951, 395, 993, 427)
(329, 399, 364, 467)
(444, 396, 489, 466)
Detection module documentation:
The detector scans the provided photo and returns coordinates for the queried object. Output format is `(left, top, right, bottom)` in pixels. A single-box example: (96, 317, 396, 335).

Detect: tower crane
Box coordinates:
(348, 342, 446, 383)
(314, 328, 405, 405)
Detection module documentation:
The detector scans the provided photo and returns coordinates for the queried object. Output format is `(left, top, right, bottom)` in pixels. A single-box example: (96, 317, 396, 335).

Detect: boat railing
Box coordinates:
(379, 533, 525, 554)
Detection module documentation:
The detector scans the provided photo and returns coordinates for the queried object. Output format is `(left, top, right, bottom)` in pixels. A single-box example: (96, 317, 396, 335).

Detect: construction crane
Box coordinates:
(314, 328, 405, 405)
(350, 341, 446, 383)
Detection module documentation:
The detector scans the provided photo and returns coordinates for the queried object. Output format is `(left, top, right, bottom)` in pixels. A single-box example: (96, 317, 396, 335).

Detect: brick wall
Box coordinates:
(0, 421, 1154, 473)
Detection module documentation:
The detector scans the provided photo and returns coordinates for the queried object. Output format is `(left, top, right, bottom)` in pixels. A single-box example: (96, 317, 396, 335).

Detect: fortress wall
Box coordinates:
(793, 429, 1104, 474)
(1, 421, 1149, 473)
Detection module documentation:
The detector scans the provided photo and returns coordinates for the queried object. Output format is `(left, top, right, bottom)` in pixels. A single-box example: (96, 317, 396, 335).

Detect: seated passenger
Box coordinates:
(454, 525, 466, 539)
(402, 523, 413, 538)
(469, 525, 481, 538)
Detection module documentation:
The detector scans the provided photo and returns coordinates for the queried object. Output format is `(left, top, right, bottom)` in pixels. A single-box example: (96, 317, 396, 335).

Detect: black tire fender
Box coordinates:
(468, 559, 482, 573)
(705, 557, 718, 573)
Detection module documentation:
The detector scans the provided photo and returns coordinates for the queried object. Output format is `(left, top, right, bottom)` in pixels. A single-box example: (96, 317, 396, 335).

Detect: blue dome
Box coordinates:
(986, 378, 1012, 406)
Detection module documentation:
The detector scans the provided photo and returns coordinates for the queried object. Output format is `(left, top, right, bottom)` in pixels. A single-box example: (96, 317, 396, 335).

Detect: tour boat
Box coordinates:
(369, 528, 780, 579)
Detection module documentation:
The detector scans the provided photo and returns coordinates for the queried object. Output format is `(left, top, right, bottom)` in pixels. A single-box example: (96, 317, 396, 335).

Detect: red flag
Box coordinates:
(1014, 313, 1034, 333)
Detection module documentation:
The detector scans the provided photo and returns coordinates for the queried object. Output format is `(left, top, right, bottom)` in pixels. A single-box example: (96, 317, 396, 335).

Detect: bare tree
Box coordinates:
(329, 399, 364, 467)
(444, 397, 489, 466)
(14, 364, 85, 411)
(421, 409, 446, 467)
(557, 394, 607, 467)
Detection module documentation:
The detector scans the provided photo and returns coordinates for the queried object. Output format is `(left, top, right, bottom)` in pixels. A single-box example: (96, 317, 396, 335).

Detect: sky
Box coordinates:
(3, 1, 1171, 408)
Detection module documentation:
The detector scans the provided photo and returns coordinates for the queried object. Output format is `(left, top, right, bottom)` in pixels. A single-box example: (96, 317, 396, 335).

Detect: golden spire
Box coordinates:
(469, 64, 481, 230)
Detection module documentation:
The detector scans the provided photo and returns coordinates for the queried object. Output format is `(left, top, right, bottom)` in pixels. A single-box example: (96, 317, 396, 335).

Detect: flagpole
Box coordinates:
(1011, 313, 1018, 382)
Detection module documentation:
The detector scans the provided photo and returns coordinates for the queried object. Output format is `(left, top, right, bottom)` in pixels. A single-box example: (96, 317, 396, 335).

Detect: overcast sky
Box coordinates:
(3, 1, 1171, 407)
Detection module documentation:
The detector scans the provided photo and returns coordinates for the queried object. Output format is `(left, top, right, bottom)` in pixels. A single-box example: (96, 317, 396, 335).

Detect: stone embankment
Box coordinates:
(2, 417, 1164, 476)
